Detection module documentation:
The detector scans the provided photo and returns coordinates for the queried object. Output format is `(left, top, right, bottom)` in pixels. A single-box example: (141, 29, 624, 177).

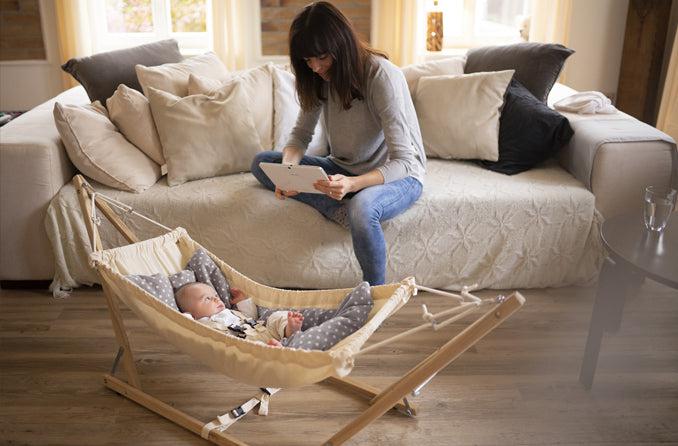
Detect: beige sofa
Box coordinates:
(0, 84, 675, 290)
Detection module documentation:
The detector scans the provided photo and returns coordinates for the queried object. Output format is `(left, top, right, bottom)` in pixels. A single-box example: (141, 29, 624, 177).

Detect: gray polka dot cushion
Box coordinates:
(127, 273, 179, 311)
(126, 248, 232, 310)
(259, 282, 373, 351)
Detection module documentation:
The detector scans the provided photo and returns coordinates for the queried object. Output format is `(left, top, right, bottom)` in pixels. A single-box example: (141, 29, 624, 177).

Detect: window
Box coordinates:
(430, 0, 531, 49)
(90, 0, 212, 55)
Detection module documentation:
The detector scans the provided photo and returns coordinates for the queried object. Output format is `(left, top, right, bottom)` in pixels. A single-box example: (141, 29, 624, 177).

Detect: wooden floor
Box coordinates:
(1, 281, 676, 445)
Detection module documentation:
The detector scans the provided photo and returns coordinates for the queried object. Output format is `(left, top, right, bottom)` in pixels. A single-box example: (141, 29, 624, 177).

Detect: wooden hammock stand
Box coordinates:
(73, 174, 525, 446)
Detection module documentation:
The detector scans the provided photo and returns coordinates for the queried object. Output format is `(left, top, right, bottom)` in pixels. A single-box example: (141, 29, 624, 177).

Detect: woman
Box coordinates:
(251, 1, 426, 285)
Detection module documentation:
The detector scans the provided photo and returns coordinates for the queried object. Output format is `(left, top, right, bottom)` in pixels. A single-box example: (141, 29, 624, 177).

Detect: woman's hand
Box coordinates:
(314, 174, 355, 200)
(275, 187, 299, 200)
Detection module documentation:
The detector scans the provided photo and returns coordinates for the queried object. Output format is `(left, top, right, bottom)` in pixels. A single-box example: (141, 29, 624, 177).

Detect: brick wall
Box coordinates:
(0, 0, 45, 61)
(260, 0, 371, 56)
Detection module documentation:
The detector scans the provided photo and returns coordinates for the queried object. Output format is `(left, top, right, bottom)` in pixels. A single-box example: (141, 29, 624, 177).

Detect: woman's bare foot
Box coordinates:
(285, 311, 304, 337)
(267, 339, 282, 347)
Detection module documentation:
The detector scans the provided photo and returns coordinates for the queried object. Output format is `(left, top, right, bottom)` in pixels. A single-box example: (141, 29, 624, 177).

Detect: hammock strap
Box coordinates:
(200, 388, 280, 439)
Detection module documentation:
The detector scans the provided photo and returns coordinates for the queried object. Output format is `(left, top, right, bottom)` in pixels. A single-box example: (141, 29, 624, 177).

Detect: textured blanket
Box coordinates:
(46, 159, 603, 291)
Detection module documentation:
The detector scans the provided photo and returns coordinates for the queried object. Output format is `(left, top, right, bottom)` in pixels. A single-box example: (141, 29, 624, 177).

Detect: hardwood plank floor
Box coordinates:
(1, 281, 676, 445)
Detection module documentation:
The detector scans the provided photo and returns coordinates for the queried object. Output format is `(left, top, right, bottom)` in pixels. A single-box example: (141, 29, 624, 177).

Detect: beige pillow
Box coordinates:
(147, 81, 262, 186)
(106, 84, 165, 166)
(414, 70, 514, 161)
(136, 52, 229, 97)
(188, 63, 274, 150)
(401, 56, 466, 96)
(53, 101, 161, 192)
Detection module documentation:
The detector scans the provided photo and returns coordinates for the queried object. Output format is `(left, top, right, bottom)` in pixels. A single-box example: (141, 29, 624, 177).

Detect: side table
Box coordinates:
(579, 212, 678, 389)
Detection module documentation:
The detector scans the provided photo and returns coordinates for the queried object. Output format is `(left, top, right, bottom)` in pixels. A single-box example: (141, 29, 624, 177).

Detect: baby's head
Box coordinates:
(175, 282, 225, 319)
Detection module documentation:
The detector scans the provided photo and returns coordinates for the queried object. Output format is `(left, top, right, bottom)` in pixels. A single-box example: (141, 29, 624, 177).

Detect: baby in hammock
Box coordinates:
(175, 282, 302, 347)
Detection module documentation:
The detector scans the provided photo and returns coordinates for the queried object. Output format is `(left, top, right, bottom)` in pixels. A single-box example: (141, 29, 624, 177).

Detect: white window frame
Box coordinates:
(89, 0, 213, 56)
(434, 0, 530, 50)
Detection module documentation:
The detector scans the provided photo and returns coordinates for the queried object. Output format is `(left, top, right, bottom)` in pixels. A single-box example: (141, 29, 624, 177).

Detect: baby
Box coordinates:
(175, 282, 303, 347)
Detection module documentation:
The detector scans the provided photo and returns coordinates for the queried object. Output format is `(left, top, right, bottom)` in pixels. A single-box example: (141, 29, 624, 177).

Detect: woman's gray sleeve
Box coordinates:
(285, 104, 322, 151)
(370, 69, 420, 183)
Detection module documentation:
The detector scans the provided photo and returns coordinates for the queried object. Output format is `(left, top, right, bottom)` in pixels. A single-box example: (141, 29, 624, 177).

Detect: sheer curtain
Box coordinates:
(211, 0, 249, 70)
(529, 0, 573, 81)
(657, 32, 678, 141)
(55, 0, 92, 90)
(371, 0, 422, 67)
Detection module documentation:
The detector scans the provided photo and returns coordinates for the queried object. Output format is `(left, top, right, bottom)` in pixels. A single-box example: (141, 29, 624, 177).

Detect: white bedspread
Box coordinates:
(46, 159, 603, 291)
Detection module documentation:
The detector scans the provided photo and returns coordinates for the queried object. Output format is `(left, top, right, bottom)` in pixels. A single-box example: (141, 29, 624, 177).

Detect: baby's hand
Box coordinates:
(230, 287, 246, 304)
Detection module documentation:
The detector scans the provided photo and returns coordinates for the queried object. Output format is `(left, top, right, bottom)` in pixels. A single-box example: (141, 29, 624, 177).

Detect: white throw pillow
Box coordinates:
(188, 63, 274, 150)
(53, 101, 161, 192)
(271, 65, 327, 156)
(136, 52, 229, 97)
(106, 84, 165, 166)
(401, 56, 466, 96)
(147, 81, 262, 186)
(414, 70, 514, 161)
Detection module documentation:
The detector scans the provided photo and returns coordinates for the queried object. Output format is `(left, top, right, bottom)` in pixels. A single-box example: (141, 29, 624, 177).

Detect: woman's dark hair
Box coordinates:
(289, 1, 387, 111)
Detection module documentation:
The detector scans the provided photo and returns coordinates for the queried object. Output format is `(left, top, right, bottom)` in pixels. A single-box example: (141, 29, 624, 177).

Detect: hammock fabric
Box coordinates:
(91, 227, 415, 388)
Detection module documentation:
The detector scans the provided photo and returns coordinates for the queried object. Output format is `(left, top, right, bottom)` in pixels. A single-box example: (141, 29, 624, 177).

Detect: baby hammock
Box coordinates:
(72, 175, 525, 446)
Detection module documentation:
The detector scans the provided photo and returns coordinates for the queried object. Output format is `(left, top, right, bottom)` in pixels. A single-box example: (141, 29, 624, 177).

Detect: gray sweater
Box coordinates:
(286, 56, 426, 184)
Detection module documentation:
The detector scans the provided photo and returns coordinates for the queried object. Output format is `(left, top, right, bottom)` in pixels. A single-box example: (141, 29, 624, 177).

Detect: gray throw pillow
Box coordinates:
(61, 39, 183, 105)
(464, 42, 574, 103)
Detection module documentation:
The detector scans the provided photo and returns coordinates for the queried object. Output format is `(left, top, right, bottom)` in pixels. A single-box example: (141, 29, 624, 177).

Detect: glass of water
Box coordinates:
(643, 186, 677, 232)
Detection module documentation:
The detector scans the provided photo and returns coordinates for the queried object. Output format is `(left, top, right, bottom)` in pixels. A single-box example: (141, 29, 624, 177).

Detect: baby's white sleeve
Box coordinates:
(235, 298, 258, 319)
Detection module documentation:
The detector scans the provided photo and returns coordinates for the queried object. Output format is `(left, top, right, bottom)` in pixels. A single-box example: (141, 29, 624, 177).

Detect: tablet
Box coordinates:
(259, 162, 330, 194)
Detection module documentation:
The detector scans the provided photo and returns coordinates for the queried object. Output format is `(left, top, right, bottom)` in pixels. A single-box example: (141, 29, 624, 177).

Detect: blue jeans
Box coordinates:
(251, 151, 423, 285)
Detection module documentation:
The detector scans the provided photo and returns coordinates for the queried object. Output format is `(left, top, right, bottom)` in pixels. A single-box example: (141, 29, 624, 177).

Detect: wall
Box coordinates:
(260, 0, 371, 55)
(565, 0, 629, 99)
(0, 0, 45, 60)
(0, 0, 650, 111)
(0, 0, 62, 111)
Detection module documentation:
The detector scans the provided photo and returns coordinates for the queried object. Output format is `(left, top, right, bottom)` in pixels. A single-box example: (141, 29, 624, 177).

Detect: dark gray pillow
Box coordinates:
(61, 39, 183, 105)
(464, 42, 574, 103)
(478, 79, 573, 175)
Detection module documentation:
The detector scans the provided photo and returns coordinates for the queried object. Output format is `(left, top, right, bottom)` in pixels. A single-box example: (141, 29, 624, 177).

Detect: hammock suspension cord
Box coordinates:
(84, 184, 172, 252)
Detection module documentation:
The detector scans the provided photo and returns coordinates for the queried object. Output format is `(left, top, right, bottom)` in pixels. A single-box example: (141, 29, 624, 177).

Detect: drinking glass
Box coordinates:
(643, 186, 677, 232)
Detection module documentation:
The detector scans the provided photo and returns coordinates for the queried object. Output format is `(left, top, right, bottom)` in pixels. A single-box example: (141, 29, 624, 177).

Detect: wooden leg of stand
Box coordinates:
(325, 292, 525, 446)
(323, 376, 416, 415)
(103, 374, 247, 446)
(102, 283, 142, 389)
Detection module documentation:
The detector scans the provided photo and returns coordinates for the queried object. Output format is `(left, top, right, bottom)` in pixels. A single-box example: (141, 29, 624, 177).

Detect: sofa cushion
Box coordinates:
(271, 65, 328, 156)
(106, 84, 165, 166)
(478, 79, 574, 175)
(136, 52, 229, 97)
(188, 63, 274, 150)
(465, 42, 574, 103)
(61, 39, 183, 105)
(401, 56, 465, 96)
(53, 101, 161, 192)
(147, 81, 261, 186)
(414, 70, 514, 161)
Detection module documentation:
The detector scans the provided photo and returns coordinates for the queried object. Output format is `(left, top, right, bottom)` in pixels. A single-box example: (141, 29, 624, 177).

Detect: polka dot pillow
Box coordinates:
(258, 281, 373, 351)
(126, 248, 232, 311)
